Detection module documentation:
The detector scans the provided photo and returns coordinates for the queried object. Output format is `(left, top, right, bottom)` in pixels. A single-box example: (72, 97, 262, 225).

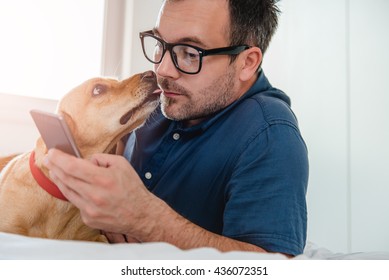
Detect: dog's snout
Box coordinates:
(141, 70, 156, 80)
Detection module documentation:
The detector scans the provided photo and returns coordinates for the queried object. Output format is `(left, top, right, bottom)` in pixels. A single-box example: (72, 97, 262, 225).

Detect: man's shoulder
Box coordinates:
(234, 72, 297, 126)
(238, 88, 298, 129)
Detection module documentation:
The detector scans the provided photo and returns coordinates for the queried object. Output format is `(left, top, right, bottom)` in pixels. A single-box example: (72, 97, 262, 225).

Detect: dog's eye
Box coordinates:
(92, 84, 107, 96)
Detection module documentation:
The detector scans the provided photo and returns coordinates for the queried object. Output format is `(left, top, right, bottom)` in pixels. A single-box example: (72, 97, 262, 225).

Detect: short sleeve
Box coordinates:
(223, 122, 309, 256)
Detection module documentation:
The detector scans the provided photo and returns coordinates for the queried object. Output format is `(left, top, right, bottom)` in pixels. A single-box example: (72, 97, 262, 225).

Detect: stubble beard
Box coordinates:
(159, 68, 236, 123)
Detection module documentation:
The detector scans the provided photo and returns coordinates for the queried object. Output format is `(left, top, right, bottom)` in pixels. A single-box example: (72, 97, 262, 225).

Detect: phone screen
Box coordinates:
(30, 110, 82, 158)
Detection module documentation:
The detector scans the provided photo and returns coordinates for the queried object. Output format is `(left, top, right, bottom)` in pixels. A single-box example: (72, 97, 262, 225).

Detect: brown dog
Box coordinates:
(0, 71, 160, 242)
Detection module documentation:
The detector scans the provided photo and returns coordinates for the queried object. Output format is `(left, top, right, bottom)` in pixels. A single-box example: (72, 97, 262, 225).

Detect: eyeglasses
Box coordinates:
(139, 30, 251, 75)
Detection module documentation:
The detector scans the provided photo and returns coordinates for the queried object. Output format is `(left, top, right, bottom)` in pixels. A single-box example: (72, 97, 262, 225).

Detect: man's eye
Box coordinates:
(186, 51, 198, 59)
(181, 48, 199, 60)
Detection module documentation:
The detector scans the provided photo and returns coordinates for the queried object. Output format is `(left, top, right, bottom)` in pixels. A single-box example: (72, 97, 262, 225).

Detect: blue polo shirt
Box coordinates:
(124, 71, 308, 256)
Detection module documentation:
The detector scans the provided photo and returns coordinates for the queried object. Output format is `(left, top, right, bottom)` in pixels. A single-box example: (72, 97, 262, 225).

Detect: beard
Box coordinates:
(158, 67, 237, 123)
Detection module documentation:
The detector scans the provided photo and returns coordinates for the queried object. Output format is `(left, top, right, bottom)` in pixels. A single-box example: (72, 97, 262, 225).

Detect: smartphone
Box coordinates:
(30, 109, 82, 158)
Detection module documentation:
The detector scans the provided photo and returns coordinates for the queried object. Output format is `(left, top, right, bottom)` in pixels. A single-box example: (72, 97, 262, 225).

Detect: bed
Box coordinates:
(1, 232, 388, 260)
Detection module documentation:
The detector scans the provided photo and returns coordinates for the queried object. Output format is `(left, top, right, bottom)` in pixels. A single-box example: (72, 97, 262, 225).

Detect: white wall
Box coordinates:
(0, 93, 57, 156)
(263, 0, 350, 253)
(100, 0, 161, 78)
(125, 1, 162, 76)
(348, 0, 389, 253)
(263, 0, 389, 253)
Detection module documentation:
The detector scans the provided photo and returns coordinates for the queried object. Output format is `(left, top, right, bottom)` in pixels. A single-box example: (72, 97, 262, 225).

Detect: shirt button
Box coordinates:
(145, 172, 152, 180)
(172, 133, 180, 140)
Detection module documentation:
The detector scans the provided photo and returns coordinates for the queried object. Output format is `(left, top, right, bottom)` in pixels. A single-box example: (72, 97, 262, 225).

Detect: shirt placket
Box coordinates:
(141, 127, 184, 190)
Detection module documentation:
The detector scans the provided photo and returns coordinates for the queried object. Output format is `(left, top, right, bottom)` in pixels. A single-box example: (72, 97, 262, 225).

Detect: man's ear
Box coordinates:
(238, 47, 262, 81)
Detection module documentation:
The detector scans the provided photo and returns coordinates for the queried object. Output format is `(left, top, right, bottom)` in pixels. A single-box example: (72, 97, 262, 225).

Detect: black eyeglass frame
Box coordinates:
(139, 30, 251, 74)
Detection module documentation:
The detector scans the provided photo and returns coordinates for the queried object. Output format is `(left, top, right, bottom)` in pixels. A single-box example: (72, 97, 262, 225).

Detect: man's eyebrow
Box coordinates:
(152, 28, 207, 48)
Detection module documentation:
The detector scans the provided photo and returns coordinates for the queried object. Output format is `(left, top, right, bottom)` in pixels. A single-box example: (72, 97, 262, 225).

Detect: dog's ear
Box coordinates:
(0, 153, 19, 172)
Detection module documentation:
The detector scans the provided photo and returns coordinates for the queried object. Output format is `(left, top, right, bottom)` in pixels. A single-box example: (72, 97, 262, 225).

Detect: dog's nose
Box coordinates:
(141, 70, 156, 80)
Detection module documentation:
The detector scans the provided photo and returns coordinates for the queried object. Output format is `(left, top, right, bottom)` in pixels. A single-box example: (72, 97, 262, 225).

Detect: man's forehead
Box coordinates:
(152, 27, 206, 47)
(155, 0, 230, 47)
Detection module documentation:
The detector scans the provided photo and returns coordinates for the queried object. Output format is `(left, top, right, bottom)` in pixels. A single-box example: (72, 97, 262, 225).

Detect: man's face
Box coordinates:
(154, 0, 243, 126)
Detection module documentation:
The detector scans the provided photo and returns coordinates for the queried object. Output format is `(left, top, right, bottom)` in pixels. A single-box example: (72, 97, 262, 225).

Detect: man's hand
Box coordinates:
(43, 149, 160, 236)
(44, 149, 268, 254)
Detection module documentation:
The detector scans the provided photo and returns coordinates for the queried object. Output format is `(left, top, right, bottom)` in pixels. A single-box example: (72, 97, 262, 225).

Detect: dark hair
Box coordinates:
(228, 0, 280, 54)
(163, 0, 280, 54)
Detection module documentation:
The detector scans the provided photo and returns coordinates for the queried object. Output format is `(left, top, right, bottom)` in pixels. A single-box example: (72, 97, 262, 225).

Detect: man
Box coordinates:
(45, 0, 308, 256)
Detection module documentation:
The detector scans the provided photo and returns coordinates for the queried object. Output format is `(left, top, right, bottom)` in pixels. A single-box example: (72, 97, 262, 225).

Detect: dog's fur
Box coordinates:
(0, 71, 160, 242)
(0, 154, 18, 173)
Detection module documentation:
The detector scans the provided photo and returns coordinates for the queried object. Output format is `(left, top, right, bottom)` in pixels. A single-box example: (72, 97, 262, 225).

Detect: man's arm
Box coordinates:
(125, 193, 267, 253)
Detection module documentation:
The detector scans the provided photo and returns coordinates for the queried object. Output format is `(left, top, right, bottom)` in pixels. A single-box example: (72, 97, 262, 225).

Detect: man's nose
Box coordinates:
(155, 50, 180, 79)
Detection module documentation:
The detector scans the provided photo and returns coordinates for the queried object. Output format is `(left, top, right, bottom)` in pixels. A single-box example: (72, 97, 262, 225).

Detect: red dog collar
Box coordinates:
(29, 151, 68, 201)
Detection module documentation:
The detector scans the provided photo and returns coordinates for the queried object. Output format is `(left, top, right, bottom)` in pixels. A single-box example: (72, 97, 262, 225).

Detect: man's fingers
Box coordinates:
(103, 231, 127, 243)
(44, 149, 104, 202)
(44, 148, 105, 186)
(103, 231, 141, 244)
(48, 169, 88, 208)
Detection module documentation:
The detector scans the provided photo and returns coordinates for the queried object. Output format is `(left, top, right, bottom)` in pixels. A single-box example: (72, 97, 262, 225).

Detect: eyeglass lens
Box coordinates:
(142, 36, 201, 74)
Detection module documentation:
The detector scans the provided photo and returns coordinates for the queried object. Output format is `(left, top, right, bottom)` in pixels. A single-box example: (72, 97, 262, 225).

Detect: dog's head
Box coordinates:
(54, 71, 160, 156)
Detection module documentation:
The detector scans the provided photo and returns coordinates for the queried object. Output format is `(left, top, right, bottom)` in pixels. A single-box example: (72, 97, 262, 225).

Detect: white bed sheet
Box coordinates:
(0, 232, 286, 260)
(1, 232, 388, 260)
